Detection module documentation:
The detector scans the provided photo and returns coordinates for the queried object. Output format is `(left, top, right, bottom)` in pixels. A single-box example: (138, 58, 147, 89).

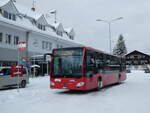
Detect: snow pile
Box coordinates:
(0, 71, 150, 113)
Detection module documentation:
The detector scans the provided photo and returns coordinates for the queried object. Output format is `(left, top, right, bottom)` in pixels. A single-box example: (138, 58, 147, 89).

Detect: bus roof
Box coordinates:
(53, 46, 125, 59)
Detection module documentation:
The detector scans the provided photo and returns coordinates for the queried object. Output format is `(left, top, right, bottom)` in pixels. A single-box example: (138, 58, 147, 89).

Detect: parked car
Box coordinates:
(0, 67, 29, 89)
(144, 68, 150, 73)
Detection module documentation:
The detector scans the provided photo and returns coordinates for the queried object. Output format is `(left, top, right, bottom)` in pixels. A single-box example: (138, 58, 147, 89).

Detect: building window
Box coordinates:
(42, 41, 45, 49)
(126, 56, 129, 59)
(48, 42, 52, 50)
(3, 11, 9, 19)
(126, 61, 131, 64)
(0, 9, 2, 14)
(3, 10, 16, 21)
(38, 24, 46, 31)
(134, 55, 138, 59)
(141, 60, 147, 64)
(8, 13, 12, 19)
(31, 19, 36, 25)
(69, 35, 74, 40)
(42, 41, 52, 50)
(43, 26, 46, 31)
(60, 45, 63, 48)
(0, 33, 3, 43)
(45, 42, 48, 49)
(134, 61, 138, 65)
(57, 44, 59, 48)
(138, 55, 142, 59)
(130, 55, 134, 59)
(38, 24, 42, 30)
(12, 14, 16, 21)
(38, 24, 41, 29)
(56, 44, 63, 48)
(6, 34, 11, 44)
(14, 36, 19, 45)
(56, 31, 63, 36)
(42, 41, 47, 50)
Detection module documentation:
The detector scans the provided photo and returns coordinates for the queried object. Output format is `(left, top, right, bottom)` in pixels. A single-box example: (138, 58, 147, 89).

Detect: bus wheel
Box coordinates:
(97, 79, 103, 90)
(20, 80, 26, 88)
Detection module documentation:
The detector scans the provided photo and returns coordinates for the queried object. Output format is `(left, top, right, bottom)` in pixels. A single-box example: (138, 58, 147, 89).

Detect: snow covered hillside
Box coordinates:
(0, 71, 150, 113)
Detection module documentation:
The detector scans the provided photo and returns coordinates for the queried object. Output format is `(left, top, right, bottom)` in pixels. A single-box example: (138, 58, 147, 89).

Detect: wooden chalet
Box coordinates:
(125, 50, 150, 67)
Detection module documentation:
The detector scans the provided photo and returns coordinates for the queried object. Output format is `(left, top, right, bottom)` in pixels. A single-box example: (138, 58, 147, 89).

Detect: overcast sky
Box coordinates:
(17, 0, 150, 54)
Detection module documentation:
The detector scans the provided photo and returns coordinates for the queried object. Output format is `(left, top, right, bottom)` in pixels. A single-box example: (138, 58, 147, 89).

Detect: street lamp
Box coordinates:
(96, 17, 123, 54)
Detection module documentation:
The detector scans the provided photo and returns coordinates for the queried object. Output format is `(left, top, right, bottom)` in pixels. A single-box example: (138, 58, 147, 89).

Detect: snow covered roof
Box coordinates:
(0, 0, 48, 23)
(0, 15, 83, 47)
(126, 50, 150, 57)
(0, 0, 19, 14)
(14, 2, 42, 20)
(64, 28, 72, 33)
(52, 22, 60, 29)
(52, 22, 63, 30)
(0, 0, 41, 19)
(36, 15, 48, 25)
(14, 1, 48, 25)
(47, 22, 64, 32)
(0, 0, 78, 44)
(0, 0, 10, 7)
(64, 28, 75, 36)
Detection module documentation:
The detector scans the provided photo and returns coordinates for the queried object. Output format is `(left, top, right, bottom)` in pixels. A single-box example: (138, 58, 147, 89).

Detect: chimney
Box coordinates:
(31, 0, 36, 12)
(31, 7, 35, 12)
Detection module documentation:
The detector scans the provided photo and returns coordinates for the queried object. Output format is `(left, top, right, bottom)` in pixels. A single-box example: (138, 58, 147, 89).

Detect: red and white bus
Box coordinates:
(50, 47, 126, 90)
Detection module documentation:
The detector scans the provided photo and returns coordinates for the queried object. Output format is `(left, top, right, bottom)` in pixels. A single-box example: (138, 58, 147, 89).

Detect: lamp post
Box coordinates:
(96, 17, 123, 54)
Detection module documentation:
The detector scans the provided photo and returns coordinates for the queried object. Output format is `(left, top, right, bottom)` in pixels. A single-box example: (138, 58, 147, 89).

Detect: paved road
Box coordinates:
(0, 71, 150, 113)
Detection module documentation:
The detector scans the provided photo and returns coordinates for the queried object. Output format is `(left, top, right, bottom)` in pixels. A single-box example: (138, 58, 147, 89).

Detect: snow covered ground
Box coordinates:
(0, 70, 150, 113)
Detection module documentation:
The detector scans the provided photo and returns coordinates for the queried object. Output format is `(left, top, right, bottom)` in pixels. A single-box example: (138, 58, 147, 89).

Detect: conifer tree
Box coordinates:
(113, 34, 127, 56)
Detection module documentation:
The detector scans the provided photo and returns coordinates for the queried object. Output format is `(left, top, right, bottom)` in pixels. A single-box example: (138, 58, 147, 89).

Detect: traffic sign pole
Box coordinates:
(17, 41, 27, 92)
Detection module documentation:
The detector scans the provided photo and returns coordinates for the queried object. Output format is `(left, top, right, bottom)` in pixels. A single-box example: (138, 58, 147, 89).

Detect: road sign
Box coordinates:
(46, 55, 51, 61)
(18, 42, 26, 51)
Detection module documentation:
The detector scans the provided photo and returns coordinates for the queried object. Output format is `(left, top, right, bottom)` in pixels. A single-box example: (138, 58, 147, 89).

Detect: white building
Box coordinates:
(0, 0, 82, 67)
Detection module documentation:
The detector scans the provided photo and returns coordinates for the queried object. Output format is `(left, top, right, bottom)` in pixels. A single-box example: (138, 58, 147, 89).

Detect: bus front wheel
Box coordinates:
(97, 79, 103, 90)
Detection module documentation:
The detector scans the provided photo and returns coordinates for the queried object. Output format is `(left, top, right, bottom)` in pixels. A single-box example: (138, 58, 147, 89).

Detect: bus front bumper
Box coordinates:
(50, 78, 86, 90)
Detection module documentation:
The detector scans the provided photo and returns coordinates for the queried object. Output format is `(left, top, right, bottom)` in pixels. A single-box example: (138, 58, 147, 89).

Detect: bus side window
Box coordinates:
(85, 50, 97, 77)
(103, 54, 109, 71)
(120, 58, 126, 71)
(86, 56, 94, 69)
(96, 53, 104, 70)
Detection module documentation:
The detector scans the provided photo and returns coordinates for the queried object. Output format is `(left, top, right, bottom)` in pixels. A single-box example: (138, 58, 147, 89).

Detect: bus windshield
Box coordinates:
(52, 48, 83, 78)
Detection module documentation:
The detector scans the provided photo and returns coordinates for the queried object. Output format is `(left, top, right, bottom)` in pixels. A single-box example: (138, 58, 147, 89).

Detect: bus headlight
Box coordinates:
(76, 82, 85, 87)
(50, 82, 55, 86)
